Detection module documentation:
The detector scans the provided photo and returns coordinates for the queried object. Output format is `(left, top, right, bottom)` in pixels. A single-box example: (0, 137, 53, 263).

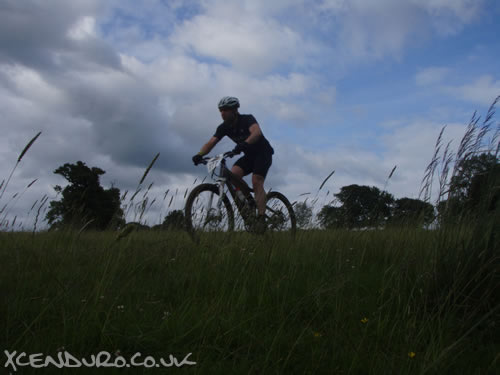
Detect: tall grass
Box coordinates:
(1, 227, 497, 374)
(0, 132, 42, 229)
(0, 131, 42, 202)
(122, 153, 160, 224)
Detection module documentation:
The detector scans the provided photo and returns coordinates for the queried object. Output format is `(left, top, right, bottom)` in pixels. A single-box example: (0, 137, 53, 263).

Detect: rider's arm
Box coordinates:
(198, 136, 220, 156)
(245, 123, 263, 145)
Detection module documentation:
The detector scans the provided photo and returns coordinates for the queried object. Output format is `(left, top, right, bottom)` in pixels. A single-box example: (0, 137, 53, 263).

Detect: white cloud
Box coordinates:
(380, 119, 469, 200)
(266, 118, 472, 210)
(170, 11, 304, 74)
(104, 0, 488, 78)
(416, 0, 483, 35)
(121, 52, 325, 129)
(318, 0, 484, 61)
(67, 16, 97, 40)
(446, 75, 500, 105)
(0, 64, 65, 111)
(416, 67, 450, 86)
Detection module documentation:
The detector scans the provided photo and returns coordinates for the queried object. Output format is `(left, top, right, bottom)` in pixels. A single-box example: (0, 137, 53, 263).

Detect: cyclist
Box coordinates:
(192, 96, 274, 233)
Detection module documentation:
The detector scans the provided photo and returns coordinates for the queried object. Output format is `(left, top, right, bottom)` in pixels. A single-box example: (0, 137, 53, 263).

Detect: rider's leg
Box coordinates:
(250, 151, 272, 218)
(252, 174, 266, 216)
(231, 165, 245, 179)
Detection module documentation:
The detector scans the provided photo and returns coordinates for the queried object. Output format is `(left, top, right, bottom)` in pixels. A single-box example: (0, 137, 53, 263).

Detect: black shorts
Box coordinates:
(234, 151, 273, 179)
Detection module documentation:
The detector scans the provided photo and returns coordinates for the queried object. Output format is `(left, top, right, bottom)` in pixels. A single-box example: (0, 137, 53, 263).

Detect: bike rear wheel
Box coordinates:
(185, 183, 235, 234)
(265, 191, 296, 235)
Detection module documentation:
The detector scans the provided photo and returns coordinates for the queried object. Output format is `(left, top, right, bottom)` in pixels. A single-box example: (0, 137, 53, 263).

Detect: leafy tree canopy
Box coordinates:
(449, 153, 498, 202)
(46, 161, 125, 230)
(439, 153, 499, 222)
(317, 205, 343, 229)
(390, 197, 435, 227)
(319, 184, 394, 229)
(161, 210, 185, 230)
(294, 202, 313, 229)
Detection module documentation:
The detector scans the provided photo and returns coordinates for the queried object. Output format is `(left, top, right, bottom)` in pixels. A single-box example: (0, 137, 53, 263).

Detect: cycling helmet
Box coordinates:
(218, 96, 240, 109)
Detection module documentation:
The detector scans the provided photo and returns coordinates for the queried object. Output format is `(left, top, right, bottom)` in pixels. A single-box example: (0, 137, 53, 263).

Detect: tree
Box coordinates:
(389, 198, 435, 227)
(439, 153, 499, 223)
(335, 184, 394, 228)
(318, 185, 394, 229)
(317, 205, 343, 229)
(294, 202, 313, 229)
(162, 210, 185, 230)
(46, 161, 125, 230)
(449, 153, 498, 203)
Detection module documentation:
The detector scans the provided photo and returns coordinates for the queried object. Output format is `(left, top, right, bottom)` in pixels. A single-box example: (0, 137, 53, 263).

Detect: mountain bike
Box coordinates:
(185, 151, 296, 237)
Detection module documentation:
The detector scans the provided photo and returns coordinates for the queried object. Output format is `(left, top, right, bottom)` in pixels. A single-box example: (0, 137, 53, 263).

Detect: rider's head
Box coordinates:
(218, 96, 240, 110)
(218, 96, 239, 123)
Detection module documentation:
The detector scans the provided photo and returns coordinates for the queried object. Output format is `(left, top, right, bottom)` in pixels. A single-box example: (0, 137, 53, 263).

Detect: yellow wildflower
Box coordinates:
(361, 317, 369, 324)
(408, 352, 416, 358)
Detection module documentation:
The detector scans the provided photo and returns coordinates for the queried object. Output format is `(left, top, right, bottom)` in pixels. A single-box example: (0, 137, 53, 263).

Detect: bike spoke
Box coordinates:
(188, 189, 231, 232)
(265, 197, 293, 231)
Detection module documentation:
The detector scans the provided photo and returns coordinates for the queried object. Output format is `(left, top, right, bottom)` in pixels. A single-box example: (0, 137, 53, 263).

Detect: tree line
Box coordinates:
(44, 153, 498, 231)
(300, 153, 498, 229)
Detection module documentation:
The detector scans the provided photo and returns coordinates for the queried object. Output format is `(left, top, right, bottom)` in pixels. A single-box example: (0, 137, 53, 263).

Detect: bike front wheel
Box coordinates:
(265, 191, 296, 235)
(185, 183, 235, 234)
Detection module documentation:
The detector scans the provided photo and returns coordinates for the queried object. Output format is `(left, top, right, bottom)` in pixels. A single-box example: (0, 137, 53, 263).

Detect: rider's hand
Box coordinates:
(232, 142, 249, 155)
(192, 153, 203, 165)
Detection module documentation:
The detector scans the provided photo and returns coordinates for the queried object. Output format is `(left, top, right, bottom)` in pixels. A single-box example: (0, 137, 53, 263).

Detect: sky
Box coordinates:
(1, 0, 499, 229)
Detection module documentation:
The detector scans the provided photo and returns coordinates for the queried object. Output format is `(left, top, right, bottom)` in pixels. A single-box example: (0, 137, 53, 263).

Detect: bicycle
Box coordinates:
(185, 151, 296, 237)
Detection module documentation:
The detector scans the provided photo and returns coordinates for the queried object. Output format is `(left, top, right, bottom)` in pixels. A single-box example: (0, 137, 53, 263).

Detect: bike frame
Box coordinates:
(203, 153, 256, 224)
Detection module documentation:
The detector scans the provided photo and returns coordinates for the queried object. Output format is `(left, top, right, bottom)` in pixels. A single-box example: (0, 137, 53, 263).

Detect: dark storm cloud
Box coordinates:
(0, 0, 195, 175)
(60, 75, 194, 173)
(0, 0, 120, 71)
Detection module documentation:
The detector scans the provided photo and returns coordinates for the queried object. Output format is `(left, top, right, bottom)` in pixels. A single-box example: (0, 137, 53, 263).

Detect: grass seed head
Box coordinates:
(18, 131, 42, 163)
(139, 153, 160, 185)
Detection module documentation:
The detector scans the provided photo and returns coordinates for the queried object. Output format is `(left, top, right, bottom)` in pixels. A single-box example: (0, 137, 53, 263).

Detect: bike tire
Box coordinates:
(265, 191, 296, 236)
(185, 183, 235, 234)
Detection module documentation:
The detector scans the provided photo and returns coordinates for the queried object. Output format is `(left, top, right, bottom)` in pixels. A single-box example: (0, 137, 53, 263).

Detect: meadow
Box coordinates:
(1, 220, 498, 374)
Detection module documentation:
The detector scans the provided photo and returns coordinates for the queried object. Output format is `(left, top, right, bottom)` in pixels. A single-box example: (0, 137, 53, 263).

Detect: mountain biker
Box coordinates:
(192, 96, 274, 233)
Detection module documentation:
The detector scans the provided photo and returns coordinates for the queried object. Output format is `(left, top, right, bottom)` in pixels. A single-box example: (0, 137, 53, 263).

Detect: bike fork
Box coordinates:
(204, 181, 225, 225)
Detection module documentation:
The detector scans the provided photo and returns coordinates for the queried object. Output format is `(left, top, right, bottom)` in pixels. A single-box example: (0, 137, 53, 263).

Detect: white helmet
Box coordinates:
(218, 96, 240, 109)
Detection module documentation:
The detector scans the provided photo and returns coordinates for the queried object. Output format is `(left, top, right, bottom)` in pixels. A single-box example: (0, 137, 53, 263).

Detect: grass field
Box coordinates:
(1, 221, 498, 374)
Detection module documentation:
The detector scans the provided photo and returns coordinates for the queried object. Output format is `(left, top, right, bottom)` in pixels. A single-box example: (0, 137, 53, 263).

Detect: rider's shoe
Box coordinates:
(253, 215, 267, 235)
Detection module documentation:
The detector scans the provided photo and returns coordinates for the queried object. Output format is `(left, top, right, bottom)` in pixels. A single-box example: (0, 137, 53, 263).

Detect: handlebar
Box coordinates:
(196, 151, 237, 165)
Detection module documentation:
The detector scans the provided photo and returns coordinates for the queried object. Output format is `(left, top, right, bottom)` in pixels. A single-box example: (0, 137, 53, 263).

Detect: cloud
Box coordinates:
(267, 117, 471, 210)
(96, 0, 202, 62)
(170, 3, 308, 74)
(416, 67, 451, 86)
(67, 16, 98, 41)
(416, 0, 484, 35)
(318, 0, 484, 61)
(379, 119, 469, 200)
(0, 0, 120, 72)
(445, 75, 500, 105)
